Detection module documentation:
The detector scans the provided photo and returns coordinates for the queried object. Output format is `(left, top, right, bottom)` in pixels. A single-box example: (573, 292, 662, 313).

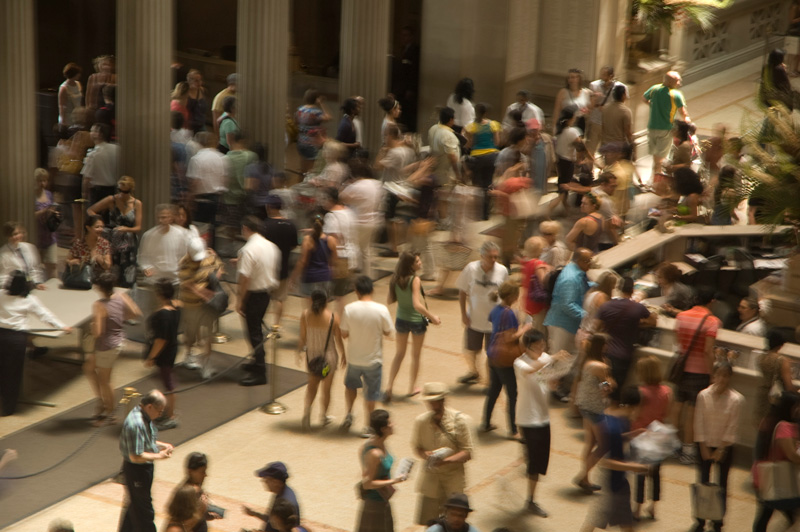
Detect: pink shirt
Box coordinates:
(632, 384, 671, 431)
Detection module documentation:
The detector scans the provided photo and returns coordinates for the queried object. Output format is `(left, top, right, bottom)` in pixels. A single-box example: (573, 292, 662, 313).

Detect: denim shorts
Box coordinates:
(296, 142, 318, 161)
(344, 364, 382, 401)
(396, 317, 428, 336)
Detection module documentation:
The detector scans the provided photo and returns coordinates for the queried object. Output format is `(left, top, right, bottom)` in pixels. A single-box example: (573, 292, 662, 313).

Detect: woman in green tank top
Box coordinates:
(384, 252, 441, 403)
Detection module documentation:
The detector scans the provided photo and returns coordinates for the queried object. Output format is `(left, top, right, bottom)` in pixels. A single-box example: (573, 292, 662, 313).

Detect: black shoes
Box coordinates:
(240, 374, 267, 386)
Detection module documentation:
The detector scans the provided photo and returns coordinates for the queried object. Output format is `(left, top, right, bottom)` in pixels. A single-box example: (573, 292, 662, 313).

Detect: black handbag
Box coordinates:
(307, 315, 334, 378)
(204, 272, 229, 316)
(668, 313, 710, 384)
(45, 208, 62, 233)
(61, 263, 92, 290)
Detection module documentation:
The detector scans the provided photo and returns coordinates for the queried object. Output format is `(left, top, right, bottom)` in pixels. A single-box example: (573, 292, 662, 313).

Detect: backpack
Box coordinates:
(543, 267, 563, 307)
(527, 260, 549, 304)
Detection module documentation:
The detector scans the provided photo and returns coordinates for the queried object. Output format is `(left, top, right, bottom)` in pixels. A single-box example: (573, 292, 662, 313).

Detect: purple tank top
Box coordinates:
(95, 297, 126, 351)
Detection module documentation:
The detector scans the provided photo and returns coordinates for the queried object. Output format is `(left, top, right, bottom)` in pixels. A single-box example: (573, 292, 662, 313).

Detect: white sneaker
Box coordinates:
(200, 366, 216, 380)
(183, 353, 200, 370)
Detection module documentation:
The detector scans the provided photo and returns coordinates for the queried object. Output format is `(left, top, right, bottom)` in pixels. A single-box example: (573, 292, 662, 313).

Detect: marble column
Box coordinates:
(116, 0, 173, 229)
(0, 0, 36, 236)
(237, 0, 290, 170)
(339, 0, 391, 153)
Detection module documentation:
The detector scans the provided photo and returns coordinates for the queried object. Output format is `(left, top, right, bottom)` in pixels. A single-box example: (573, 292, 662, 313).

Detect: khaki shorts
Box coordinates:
(271, 279, 290, 302)
(94, 345, 123, 369)
(647, 129, 673, 160)
(39, 244, 57, 265)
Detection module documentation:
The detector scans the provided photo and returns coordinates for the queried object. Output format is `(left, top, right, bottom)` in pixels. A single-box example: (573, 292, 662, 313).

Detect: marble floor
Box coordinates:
(0, 60, 789, 532)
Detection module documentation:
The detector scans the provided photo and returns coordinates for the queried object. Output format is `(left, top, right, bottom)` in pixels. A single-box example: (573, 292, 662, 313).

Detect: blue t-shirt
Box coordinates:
(266, 485, 300, 532)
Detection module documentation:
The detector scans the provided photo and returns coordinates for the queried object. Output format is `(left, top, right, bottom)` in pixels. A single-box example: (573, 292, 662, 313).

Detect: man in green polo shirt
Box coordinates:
(643, 71, 691, 175)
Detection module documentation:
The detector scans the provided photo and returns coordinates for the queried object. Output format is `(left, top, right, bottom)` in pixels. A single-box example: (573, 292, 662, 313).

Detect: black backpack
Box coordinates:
(543, 267, 563, 307)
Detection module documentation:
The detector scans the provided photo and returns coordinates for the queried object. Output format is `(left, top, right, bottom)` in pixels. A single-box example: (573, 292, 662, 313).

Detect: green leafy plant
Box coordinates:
(632, 0, 734, 33)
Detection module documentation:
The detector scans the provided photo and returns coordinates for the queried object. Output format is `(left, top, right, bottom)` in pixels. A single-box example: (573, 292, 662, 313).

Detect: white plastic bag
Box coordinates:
(630, 421, 681, 463)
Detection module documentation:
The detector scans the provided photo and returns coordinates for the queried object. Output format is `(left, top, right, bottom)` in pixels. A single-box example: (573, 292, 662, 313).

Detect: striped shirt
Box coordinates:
(119, 405, 158, 462)
(674, 306, 720, 374)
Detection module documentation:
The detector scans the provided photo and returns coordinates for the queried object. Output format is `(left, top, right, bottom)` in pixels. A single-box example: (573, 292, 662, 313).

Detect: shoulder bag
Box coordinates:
(668, 313, 710, 385)
(307, 315, 333, 378)
(487, 308, 523, 368)
(61, 263, 92, 290)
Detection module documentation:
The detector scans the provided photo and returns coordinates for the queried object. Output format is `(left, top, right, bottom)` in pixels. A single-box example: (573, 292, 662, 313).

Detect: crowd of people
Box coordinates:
(3, 48, 800, 532)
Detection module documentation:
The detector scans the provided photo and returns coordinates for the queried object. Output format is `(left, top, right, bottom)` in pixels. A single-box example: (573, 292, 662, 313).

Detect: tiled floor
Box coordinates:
(0, 60, 782, 532)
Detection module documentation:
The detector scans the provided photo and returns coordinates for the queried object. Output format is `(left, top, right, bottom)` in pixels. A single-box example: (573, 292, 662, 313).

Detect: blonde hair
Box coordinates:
(118, 175, 136, 193)
(171, 81, 189, 100)
(539, 220, 562, 237)
(34, 168, 49, 184)
(322, 140, 347, 162)
(636, 355, 663, 386)
(492, 280, 520, 304)
(523, 236, 546, 259)
(592, 271, 618, 298)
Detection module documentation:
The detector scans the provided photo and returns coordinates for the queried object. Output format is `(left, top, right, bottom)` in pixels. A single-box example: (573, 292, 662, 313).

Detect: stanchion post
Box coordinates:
(260, 325, 286, 415)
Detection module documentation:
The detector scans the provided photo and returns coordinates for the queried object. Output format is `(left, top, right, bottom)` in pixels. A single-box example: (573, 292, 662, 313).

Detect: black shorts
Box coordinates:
(676, 372, 710, 405)
(396, 318, 428, 336)
(520, 425, 551, 476)
(464, 328, 491, 352)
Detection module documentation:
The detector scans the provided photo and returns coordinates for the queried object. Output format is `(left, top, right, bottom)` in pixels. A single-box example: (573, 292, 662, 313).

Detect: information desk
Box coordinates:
(27, 277, 127, 358)
(592, 224, 797, 450)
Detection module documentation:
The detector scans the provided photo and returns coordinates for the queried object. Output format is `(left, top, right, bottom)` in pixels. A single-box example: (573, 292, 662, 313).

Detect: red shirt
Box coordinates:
(521, 258, 547, 316)
(632, 384, 671, 430)
(675, 306, 720, 374)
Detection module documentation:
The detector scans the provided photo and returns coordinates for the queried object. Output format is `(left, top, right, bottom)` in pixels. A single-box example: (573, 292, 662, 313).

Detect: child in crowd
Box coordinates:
(632, 355, 672, 520)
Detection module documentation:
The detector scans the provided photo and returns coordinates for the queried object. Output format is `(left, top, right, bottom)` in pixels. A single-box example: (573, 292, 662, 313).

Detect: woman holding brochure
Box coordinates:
(357, 409, 409, 532)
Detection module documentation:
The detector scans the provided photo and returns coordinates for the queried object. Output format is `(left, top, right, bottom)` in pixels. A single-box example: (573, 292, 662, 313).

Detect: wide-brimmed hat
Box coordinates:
(421, 382, 449, 402)
(443, 493, 473, 512)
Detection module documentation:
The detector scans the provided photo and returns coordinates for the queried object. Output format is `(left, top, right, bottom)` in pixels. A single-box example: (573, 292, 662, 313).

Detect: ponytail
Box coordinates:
(556, 105, 577, 135)
(312, 216, 323, 242)
(310, 289, 327, 315)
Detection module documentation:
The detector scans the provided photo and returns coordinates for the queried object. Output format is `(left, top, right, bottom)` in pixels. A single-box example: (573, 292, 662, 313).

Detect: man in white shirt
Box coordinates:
(237, 216, 280, 386)
(340, 162, 384, 278)
(187, 131, 228, 249)
(428, 107, 461, 186)
(81, 122, 119, 209)
(587, 66, 628, 155)
(339, 275, 394, 437)
(515, 329, 561, 518)
(502, 90, 545, 131)
(0, 222, 45, 289)
(456, 241, 508, 385)
(137, 205, 189, 284)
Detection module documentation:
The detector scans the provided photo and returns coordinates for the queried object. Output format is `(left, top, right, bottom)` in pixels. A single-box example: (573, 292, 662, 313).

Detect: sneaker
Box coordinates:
(341, 413, 353, 432)
(679, 450, 697, 465)
(183, 353, 200, 370)
(321, 415, 334, 427)
(360, 427, 372, 439)
(200, 366, 216, 380)
(457, 372, 479, 384)
(526, 501, 548, 518)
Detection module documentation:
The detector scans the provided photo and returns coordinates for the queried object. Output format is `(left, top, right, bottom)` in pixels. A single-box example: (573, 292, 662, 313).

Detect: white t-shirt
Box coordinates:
(502, 102, 545, 130)
(187, 148, 228, 195)
(340, 300, 394, 367)
(380, 145, 415, 183)
(341, 179, 385, 225)
(455, 260, 509, 333)
(514, 352, 552, 427)
(445, 94, 476, 127)
(555, 126, 581, 161)
(323, 208, 359, 267)
(81, 142, 119, 187)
